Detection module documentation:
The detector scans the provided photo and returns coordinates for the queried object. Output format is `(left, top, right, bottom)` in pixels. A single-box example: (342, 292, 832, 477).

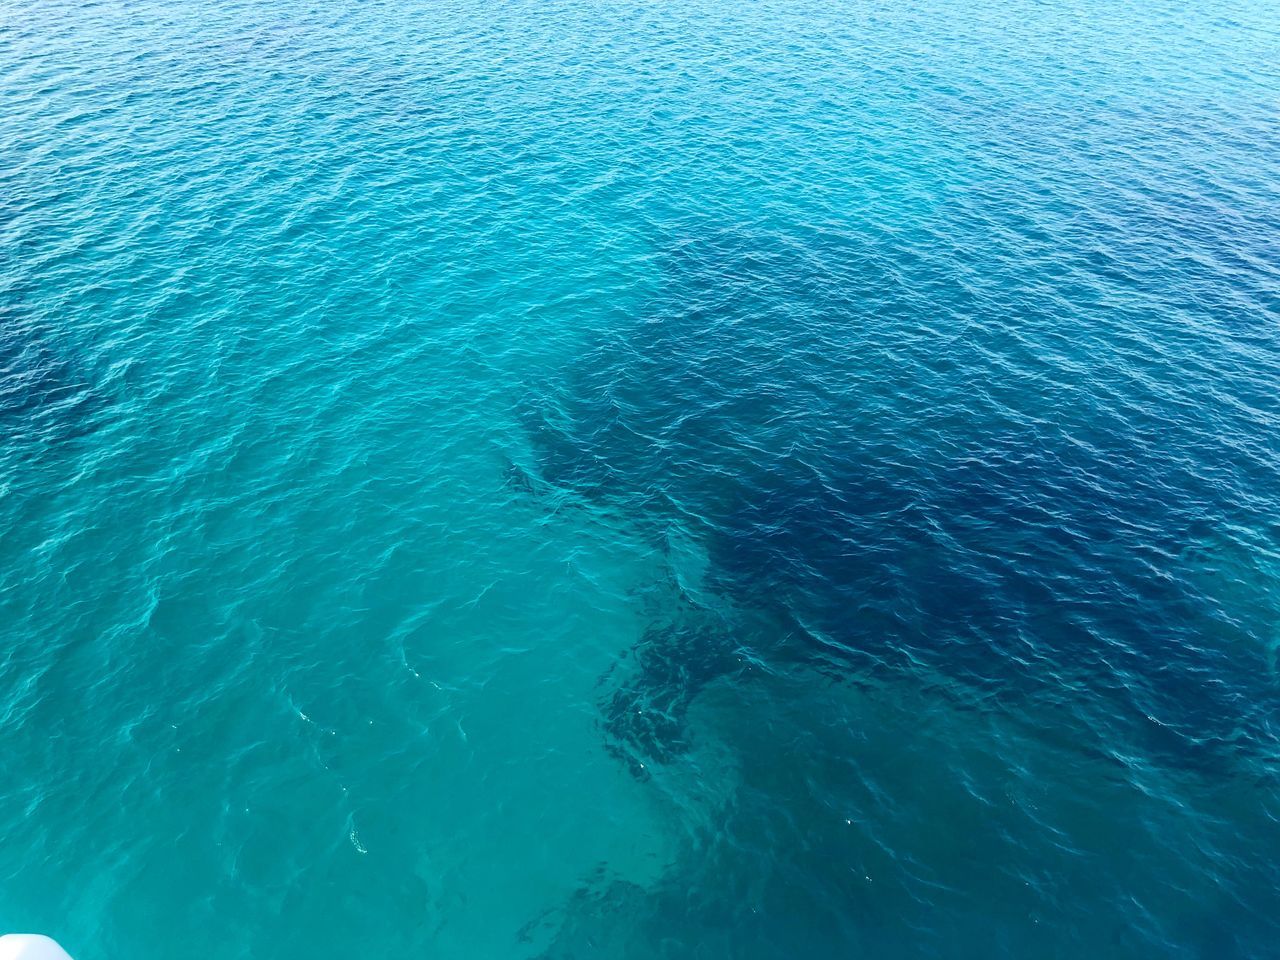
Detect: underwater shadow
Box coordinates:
(521, 220, 1280, 779)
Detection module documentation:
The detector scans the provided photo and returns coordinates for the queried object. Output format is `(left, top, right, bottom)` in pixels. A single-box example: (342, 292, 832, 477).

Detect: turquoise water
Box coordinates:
(3, 0, 1279, 956)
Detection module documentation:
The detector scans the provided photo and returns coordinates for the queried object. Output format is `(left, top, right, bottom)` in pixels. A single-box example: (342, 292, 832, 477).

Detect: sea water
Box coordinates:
(2, 0, 1278, 957)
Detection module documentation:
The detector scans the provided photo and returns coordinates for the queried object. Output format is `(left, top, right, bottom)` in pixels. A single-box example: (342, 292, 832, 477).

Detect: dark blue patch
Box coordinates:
(1, 301, 103, 446)
(525, 221, 1280, 778)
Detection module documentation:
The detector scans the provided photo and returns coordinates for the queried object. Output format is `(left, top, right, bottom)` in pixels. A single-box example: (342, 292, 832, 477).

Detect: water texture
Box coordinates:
(2, 1, 1279, 957)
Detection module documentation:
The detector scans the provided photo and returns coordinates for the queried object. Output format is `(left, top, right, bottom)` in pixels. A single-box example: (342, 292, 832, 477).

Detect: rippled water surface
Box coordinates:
(3, 0, 1280, 956)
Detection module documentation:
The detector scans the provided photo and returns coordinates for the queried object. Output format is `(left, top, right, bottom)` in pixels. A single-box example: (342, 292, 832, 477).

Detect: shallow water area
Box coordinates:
(2, 1, 1279, 958)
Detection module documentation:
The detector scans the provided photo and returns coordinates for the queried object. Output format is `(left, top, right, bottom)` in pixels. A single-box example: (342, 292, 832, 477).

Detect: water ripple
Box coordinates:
(3, 0, 1279, 957)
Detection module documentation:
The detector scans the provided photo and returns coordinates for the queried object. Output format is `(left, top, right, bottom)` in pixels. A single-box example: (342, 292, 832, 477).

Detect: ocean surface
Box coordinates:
(3, 0, 1279, 957)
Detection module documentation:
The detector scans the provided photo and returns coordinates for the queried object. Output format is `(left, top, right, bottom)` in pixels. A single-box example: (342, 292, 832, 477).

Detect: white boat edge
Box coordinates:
(0, 936, 73, 960)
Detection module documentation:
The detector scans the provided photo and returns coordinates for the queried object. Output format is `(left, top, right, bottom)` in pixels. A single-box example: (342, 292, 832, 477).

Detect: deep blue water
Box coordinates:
(3, 0, 1279, 957)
